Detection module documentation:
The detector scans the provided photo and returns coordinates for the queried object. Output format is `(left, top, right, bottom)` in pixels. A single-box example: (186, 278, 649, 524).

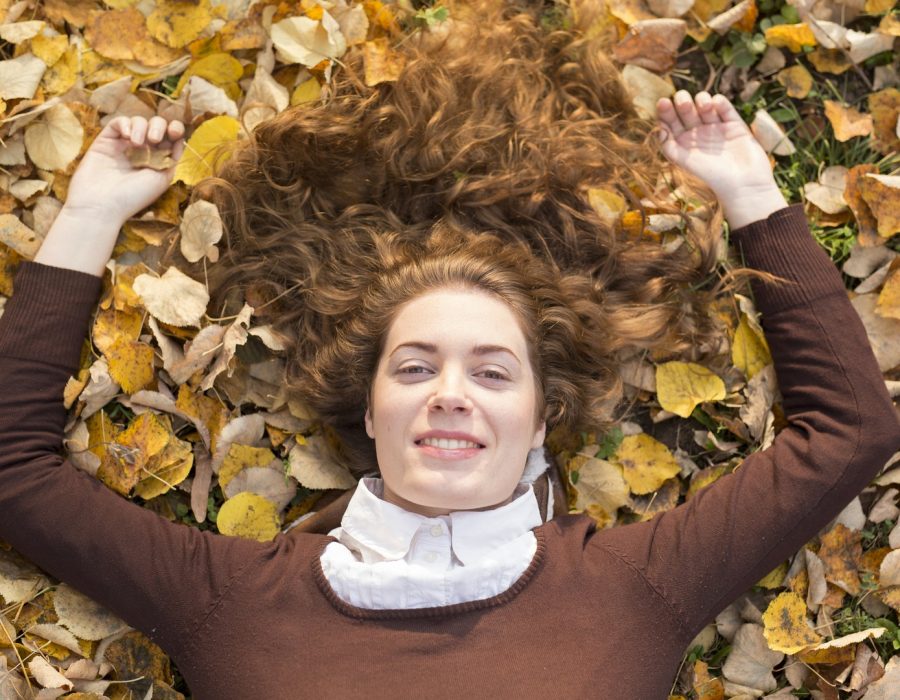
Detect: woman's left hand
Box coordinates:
(655, 90, 779, 203)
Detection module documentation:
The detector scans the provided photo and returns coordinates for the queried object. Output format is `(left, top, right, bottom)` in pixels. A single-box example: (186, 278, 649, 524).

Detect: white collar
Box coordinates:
(335, 477, 543, 565)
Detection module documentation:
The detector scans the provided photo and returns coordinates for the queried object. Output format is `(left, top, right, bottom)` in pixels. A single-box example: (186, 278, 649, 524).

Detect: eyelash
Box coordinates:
(398, 366, 509, 381)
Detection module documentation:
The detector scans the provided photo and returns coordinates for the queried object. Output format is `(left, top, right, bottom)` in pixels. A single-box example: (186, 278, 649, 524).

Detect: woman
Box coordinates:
(1, 3, 898, 699)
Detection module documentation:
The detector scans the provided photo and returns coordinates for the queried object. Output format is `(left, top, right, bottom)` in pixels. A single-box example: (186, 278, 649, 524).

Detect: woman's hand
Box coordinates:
(656, 90, 788, 228)
(64, 115, 186, 225)
(656, 91, 775, 198)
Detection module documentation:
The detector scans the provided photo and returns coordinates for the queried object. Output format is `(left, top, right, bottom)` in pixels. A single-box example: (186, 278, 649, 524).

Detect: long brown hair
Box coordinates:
(191, 0, 769, 477)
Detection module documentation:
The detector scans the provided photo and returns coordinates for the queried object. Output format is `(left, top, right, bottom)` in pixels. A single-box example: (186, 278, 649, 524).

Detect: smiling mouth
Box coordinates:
(415, 438, 485, 449)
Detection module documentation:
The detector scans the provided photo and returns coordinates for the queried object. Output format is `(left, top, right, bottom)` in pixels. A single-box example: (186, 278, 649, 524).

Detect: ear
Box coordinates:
(531, 419, 546, 450)
(364, 405, 375, 439)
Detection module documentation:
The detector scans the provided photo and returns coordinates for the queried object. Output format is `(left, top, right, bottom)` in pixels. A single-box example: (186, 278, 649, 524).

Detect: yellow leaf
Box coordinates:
(823, 100, 873, 142)
(290, 76, 321, 106)
(775, 64, 812, 99)
(611, 433, 681, 495)
(219, 444, 278, 489)
(41, 44, 79, 96)
(756, 560, 788, 589)
(217, 491, 281, 542)
(171, 52, 243, 98)
(764, 23, 816, 52)
(732, 313, 771, 379)
(97, 413, 170, 496)
(134, 436, 194, 500)
(173, 115, 242, 186)
(568, 453, 632, 515)
(30, 34, 68, 66)
(655, 361, 726, 418)
(807, 47, 853, 75)
(587, 188, 627, 227)
(858, 174, 900, 239)
(876, 267, 900, 320)
(818, 522, 863, 596)
(363, 37, 406, 86)
(104, 337, 156, 393)
(147, 0, 213, 49)
(84, 8, 147, 61)
(117, 412, 171, 461)
(91, 306, 144, 355)
(762, 591, 823, 654)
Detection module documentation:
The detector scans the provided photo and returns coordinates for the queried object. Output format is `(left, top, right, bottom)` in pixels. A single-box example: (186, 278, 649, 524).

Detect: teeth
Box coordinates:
(419, 437, 482, 449)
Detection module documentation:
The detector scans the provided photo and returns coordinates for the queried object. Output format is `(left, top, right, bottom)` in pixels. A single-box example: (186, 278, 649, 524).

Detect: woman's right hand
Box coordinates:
(64, 115, 186, 224)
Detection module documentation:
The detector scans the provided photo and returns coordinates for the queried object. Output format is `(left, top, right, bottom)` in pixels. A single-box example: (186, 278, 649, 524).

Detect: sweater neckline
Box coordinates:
(311, 524, 549, 620)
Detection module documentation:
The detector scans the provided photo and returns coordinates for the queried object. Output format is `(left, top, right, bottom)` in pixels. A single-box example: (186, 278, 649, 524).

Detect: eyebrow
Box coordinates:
(389, 341, 521, 364)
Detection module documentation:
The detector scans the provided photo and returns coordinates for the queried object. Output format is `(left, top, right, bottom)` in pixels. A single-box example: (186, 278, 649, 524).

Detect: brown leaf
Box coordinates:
(868, 88, 900, 155)
(817, 523, 863, 596)
(824, 100, 873, 141)
(612, 19, 687, 73)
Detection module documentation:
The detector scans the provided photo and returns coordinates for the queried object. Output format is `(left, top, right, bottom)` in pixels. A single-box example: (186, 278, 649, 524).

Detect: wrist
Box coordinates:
(33, 206, 124, 278)
(719, 186, 790, 230)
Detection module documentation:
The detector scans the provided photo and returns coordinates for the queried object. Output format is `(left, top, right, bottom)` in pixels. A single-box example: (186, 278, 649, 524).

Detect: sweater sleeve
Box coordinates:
(592, 204, 900, 639)
(0, 261, 267, 661)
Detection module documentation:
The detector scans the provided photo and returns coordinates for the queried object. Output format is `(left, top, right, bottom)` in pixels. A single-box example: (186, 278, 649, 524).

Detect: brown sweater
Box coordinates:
(1, 205, 898, 699)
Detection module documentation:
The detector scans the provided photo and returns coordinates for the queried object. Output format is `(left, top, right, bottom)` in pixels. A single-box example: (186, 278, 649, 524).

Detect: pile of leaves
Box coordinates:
(0, 0, 898, 698)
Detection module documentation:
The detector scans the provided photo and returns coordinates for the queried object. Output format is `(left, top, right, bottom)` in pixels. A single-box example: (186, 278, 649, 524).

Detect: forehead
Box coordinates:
(383, 288, 529, 356)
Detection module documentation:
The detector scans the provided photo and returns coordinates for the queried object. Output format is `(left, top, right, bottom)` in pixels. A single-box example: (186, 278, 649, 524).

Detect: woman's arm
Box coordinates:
(0, 117, 269, 662)
(588, 92, 900, 639)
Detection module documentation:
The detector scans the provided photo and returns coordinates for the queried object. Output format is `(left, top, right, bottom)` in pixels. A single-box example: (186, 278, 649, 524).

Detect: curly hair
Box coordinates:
(297, 220, 619, 475)
(189, 0, 768, 477)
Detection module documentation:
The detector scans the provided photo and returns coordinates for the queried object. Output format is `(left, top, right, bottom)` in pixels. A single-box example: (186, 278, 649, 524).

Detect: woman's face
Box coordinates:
(364, 287, 546, 517)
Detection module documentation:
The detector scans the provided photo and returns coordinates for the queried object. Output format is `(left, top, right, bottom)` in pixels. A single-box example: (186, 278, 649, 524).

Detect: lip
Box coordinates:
(413, 430, 486, 448)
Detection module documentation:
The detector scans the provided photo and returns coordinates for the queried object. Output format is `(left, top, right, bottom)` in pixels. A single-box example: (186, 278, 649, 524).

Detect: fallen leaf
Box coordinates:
(270, 11, 347, 67)
(53, 584, 128, 641)
(180, 199, 223, 263)
(762, 591, 823, 654)
(656, 361, 726, 418)
(173, 114, 242, 186)
(147, 0, 213, 49)
(776, 64, 813, 98)
(103, 336, 156, 394)
(216, 491, 281, 542)
(363, 37, 406, 86)
(817, 522, 862, 596)
(24, 103, 85, 172)
(612, 19, 687, 73)
(857, 174, 900, 238)
(803, 165, 849, 214)
(0, 53, 46, 100)
(569, 453, 632, 515)
(721, 623, 783, 693)
(287, 434, 357, 490)
(132, 266, 210, 328)
(620, 63, 675, 119)
(611, 433, 682, 494)
(869, 88, 900, 155)
(764, 23, 817, 52)
(876, 267, 900, 321)
(824, 100, 873, 141)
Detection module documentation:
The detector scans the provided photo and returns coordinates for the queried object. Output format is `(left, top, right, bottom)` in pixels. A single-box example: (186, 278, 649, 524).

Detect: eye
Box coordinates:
(479, 368, 509, 381)
(398, 365, 431, 375)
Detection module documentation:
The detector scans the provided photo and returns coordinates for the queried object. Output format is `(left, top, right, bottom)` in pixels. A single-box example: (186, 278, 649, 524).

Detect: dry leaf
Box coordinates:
(132, 266, 210, 328)
(775, 64, 813, 98)
(656, 361, 726, 417)
(876, 267, 900, 320)
(612, 19, 687, 73)
(288, 434, 357, 490)
(824, 100, 873, 141)
(146, 0, 213, 49)
(270, 11, 347, 67)
(180, 199, 223, 263)
(53, 583, 128, 641)
(569, 452, 632, 515)
(802, 165, 849, 214)
(764, 23, 817, 52)
(24, 102, 85, 172)
(762, 591, 823, 654)
(721, 623, 783, 693)
(216, 491, 281, 542)
(612, 433, 682, 494)
(173, 114, 242, 186)
(0, 53, 46, 100)
(858, 174, 900, 238)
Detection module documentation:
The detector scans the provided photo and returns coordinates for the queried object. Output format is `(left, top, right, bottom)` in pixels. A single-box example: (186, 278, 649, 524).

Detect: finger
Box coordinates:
(129, 116, 149, 146)
(695, 91, 718, 124)
(146, 115, 168, 144)
(656, 97, 685, 138)
(105, 115, 132, 139)
(166, 120, 186, 142)
(712, 94, 743, 123)
(673, 90, 701, 130)
(170, 137, 186, 162)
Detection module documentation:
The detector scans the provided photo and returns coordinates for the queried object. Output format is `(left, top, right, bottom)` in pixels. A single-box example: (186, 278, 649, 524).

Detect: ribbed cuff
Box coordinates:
(0, 261, 104, 370)
(729, 203, 846, 312)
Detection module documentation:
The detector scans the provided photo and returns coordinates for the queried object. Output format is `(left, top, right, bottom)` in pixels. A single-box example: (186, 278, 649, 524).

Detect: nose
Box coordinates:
(427, 367, 473, 414)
